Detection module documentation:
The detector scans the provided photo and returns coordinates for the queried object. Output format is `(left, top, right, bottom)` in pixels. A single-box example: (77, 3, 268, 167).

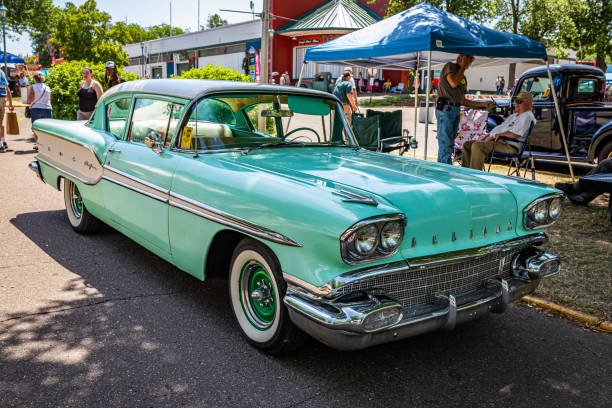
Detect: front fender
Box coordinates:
(588, 121, 612, 161)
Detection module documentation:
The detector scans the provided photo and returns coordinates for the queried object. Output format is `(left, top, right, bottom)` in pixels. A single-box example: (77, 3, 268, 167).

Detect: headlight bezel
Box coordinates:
(340, 214, 406, 265)
(523, 193, 564, 230)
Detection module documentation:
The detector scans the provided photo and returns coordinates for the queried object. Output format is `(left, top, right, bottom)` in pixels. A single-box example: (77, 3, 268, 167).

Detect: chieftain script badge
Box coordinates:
(84, 161, 96, 171)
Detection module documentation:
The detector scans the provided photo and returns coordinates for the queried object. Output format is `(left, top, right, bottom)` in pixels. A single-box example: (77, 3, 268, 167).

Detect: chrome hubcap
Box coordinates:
(239, 260, 276, 330)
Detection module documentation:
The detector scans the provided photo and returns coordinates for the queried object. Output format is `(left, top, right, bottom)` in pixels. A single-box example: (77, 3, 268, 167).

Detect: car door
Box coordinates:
(101, 95, 185, 255)
(519, 75, 556, 151)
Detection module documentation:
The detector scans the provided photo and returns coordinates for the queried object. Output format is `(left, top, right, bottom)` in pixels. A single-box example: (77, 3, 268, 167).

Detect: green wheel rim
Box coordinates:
(70, 183, 83, 218)
(239, 260, 276, 330)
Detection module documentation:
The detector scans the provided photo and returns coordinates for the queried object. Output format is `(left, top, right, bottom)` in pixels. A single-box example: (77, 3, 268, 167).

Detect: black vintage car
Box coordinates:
(489, 65, 612, 163)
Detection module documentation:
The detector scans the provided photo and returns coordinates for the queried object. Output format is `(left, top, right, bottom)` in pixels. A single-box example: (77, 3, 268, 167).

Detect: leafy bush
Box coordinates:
(174, 64, 251, 82)
(45, 60, 138, 120)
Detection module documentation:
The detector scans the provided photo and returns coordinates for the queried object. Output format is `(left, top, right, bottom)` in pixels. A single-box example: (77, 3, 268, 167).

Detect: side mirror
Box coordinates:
(145, 131, 163, 153)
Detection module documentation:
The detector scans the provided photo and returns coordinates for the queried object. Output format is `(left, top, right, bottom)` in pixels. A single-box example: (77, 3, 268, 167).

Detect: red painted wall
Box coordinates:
(267, 0, 392, 81)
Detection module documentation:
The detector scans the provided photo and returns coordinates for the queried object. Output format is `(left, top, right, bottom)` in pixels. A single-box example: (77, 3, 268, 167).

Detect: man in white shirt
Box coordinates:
(461, 91, 535, 170)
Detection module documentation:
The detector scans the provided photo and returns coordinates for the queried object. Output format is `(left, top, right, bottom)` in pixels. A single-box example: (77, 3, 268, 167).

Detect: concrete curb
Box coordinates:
(521, 295, 612, 332)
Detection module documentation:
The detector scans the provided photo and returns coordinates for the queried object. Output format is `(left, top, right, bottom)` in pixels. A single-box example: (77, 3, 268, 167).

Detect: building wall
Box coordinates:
(198, 53, 244, 72)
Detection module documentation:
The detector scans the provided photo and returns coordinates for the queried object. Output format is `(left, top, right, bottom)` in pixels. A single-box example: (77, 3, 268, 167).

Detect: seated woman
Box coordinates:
(461, 91, 535, 170)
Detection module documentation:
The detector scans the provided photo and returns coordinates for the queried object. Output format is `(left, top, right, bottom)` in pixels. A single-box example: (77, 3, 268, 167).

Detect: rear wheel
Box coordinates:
(63, 179, 102, 234)
(228, 237, 306, 354)
(597, 140, 612, 163)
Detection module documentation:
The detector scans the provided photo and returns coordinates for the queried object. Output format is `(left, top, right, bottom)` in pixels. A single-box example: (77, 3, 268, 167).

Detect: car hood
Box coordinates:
(234, 148, 539, 258)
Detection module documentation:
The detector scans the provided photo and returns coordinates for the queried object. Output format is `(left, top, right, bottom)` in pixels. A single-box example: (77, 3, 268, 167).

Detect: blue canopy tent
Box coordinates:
(0, 51, 25, 64)
(299, 3, 574, 179)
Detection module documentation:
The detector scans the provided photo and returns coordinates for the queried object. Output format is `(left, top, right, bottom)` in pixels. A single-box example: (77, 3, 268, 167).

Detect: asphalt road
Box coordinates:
(1, 109, 610, 408)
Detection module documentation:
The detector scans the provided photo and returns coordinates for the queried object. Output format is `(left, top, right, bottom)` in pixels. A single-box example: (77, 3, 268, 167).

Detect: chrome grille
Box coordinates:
(335, 248, 524, 309)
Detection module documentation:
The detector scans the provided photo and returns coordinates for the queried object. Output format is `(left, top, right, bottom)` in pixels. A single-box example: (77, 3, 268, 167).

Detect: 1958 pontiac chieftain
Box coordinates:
(29, 80, 562, 353)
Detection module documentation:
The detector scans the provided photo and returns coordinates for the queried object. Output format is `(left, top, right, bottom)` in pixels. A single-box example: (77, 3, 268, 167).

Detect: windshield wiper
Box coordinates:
(244, 140, 306, 154)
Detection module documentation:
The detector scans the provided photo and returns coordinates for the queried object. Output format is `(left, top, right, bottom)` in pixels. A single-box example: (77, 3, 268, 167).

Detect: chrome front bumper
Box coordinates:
(284, 236, 559, 350)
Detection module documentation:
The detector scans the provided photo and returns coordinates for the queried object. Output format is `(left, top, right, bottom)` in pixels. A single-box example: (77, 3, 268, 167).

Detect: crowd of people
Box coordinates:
(0, 61, 125, 153)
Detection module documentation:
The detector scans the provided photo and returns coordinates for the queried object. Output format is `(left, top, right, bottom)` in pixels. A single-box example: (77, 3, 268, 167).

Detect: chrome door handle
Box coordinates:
(108, 148, 121, 153)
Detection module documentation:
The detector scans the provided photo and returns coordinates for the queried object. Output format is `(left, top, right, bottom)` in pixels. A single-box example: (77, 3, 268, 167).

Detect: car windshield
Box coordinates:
(175, 93, 356, 151)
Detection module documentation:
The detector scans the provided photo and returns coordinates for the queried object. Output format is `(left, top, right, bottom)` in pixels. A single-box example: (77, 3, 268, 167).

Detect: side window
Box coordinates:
(106, 97, 132, 138)
(576, 79, 595, 93)
(520, 76, 551, 100)
(175, 98, 237, 150)
(128, 98, 184, 145)
(244, 103, 278, 135)
(193, 98, 236, 125)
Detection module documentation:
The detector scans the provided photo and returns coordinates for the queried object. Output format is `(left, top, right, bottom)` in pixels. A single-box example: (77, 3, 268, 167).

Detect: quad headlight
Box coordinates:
(340, 214, 406, 264)
(524, 194, 563, 230)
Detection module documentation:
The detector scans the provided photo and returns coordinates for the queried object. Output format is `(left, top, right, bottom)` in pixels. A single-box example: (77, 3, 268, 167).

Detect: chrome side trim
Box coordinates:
(100, 165, 300, 247)
(101, 175, 169, 203)
(104, 165, 170, 195)
(37, 156, 99, 185)
(169, 191, 301, 247)
(286, 233, 547, 297)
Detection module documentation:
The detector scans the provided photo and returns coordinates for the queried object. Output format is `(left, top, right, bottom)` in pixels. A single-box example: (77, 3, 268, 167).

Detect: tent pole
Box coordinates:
(546, 60, 575, 181)
(423, 49, 432, 160)
(413, 54, 420, 157)
(297, 62, 306, 87)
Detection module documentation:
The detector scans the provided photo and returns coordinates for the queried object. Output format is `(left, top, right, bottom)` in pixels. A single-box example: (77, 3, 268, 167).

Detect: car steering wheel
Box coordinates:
(284, 127, 321, 143)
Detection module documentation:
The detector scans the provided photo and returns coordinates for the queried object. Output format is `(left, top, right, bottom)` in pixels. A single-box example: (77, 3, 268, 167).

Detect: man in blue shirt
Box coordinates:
(0, 67, 15, 152)
(333, 71, 357, 125)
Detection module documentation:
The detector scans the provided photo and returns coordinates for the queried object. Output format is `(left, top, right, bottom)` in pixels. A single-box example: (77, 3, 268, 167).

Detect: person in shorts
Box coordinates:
(0, 67, 14, 153)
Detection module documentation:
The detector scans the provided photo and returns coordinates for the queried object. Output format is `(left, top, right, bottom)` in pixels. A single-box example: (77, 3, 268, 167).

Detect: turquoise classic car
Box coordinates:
(29, 79, 562, 353)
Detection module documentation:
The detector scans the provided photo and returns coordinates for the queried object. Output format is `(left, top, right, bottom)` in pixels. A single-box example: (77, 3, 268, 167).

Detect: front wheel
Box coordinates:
(597, 140, 612, 163)
(63, 179, 102, 234)
(229, 238, 306, 354)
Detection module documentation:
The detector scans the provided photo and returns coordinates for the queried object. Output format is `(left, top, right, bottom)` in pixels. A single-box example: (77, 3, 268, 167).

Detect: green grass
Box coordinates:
(486, 164, 612, 322)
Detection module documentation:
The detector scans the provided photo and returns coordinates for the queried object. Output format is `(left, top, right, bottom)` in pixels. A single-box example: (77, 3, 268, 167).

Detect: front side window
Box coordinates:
(175, 93, 353, 151)
(128, 98, 184, 145)
(106, 97, 132, 138)
(519, 76, 552, 100)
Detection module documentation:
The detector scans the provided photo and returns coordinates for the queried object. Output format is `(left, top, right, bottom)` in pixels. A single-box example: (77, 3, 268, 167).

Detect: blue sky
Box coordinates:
(7, 0, 263, 56)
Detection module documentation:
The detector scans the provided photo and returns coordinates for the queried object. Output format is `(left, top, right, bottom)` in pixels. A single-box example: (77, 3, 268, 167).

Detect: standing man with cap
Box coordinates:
(338, 67, 358, 113)
(333, 71, 357, 125)
(436, 54, 495, 164)
(105, 61, 125, 89)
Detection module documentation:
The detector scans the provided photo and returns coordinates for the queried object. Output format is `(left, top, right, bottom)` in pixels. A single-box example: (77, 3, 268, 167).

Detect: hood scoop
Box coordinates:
(332, 189, 378, 206)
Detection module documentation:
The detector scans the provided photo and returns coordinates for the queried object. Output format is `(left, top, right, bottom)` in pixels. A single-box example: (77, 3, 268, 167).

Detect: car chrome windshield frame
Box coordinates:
(169, 90, 359, 154)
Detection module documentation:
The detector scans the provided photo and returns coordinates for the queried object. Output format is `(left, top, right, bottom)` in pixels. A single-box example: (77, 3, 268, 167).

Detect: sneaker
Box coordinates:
(2, 141, 6, 149)
(554, 182, 576, 195)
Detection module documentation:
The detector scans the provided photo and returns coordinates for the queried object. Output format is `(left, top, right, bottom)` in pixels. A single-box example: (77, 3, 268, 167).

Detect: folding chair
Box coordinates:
(352, 113, 413, 155)
(487, 121, 535, 179)
(365, 109, 413, 155)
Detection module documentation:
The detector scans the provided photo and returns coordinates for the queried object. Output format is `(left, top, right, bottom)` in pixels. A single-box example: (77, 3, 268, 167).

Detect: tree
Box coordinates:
(145, 23, 185, 39)
(50, 0, 128, 65)
(45, 60, 137, 120)
(558, 0, 611, 71)
(174, 64, 250, 81)
(3, 0, 56, 33)
(375, 0, 493, 22)
(205, 13, 228, 29)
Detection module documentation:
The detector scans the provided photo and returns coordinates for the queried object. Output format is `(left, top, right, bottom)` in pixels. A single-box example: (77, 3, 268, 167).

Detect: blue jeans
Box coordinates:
(435, 105, 460, 164)
(30, 108, 52, 124)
